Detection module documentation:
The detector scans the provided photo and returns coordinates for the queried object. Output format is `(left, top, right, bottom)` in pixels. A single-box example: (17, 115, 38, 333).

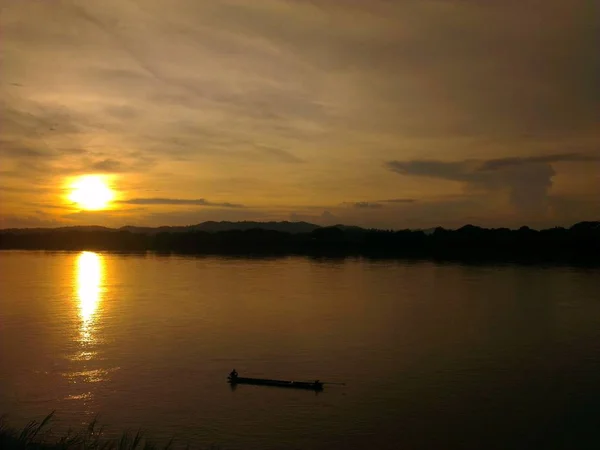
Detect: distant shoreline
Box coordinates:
(1, 221, 598, 265)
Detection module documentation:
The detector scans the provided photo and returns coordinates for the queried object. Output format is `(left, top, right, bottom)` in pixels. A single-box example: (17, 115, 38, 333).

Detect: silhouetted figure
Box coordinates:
(230, 369, 238, 379)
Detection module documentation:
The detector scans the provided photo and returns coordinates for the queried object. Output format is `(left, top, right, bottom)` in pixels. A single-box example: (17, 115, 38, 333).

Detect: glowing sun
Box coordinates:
(68, 175, 114, 210)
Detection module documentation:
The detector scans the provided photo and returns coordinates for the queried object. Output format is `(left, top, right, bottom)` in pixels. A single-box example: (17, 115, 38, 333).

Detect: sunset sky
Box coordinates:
(1, 0, 598, 230)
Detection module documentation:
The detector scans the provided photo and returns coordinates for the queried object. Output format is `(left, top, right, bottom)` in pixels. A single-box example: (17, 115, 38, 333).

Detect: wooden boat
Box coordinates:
(228, 375, 323, 391)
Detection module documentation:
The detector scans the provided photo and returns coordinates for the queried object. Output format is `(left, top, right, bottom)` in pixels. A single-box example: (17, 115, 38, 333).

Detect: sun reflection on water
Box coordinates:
(76, 251, 104, 344)
(67, 251, 116, 397)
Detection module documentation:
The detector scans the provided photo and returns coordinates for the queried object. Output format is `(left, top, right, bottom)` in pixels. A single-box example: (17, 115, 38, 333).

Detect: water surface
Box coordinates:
(1, 251, 599, 449)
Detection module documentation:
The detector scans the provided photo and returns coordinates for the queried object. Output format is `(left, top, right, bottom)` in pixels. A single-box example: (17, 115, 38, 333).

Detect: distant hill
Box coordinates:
(570, 221, 600, 232)
(1, 221, 323, 235)
(0, 225, 115, 235)
(3, 221, 600, 235)
(119, 221, 321, 234)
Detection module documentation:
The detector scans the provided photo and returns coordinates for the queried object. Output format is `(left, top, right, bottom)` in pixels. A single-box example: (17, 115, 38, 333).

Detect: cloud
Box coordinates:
(478, 154, 599, 171)
(82, 155, 156, 173)
(346, 202, 383, 209)
(378, 198, 417, 204)
(341, 199, 417, 209)
(386, 153, 600, 214)
(90, 158, 126, 172)
(386, 160, 474, 182)
(1, 0, 598, 229)
(0, 213, 65, 229)
(255, 146, 305, 164)
(0, 185, 45, 194)
(117, 198, 245, 208)
(386, 153, 599, 181)
(104, 104, 139, 119)
(0, 143, 51, 159)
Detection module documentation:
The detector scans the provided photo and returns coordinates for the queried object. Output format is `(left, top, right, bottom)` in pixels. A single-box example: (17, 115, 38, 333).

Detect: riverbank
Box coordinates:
(0, 412, 182, 450)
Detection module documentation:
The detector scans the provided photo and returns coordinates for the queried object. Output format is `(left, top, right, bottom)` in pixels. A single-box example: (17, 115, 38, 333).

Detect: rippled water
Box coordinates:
(1, 251, 600, 449)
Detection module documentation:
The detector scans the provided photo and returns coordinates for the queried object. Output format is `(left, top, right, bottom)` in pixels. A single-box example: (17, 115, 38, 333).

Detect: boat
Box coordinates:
(228, 375, 323, 391)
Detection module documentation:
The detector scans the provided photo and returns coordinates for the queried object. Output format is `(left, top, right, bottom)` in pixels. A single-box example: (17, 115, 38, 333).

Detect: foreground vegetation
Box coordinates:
(0, 412, 190, 450)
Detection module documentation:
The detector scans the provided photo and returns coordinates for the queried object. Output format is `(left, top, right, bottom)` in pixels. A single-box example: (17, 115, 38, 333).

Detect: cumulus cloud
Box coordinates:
(386, 153, 600, 214)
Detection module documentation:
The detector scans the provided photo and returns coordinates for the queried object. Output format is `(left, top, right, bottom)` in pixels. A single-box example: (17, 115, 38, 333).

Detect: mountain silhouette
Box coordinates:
(119, 221, 321, 235)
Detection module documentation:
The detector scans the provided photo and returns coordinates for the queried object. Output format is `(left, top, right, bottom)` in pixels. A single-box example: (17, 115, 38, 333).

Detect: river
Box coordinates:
(1, 251, 599, 449)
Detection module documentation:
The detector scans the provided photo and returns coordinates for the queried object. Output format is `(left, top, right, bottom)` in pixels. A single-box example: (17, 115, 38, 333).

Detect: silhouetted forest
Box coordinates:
(0, 221, 598, 264)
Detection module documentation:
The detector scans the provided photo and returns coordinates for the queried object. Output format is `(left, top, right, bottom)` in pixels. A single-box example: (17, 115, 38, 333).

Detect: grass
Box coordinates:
(0, 412, 202, 450)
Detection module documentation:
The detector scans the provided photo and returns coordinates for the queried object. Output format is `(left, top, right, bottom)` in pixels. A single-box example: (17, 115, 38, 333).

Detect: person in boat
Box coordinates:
(230, 369, 238, 379)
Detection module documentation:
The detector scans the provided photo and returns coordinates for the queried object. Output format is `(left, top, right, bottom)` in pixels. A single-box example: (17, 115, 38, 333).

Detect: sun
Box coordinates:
(68, 175, 114, 210)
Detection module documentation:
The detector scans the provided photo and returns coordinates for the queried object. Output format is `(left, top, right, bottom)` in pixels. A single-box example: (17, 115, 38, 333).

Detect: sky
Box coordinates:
(1, 0, 598, 230)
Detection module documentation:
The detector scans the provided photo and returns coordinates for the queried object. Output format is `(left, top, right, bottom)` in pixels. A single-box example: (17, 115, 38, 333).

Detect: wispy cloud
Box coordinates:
(346, 202, 384, 209)
(255, 146, 305, 164)
(378, 198, 417, 204)
(116, 198, 245, 208)
(478, 154, 599, 171)
(0, 214, 65, 229)
(90, 159, 126, 172)
(386, 160, 473, 182)
(1, 0, 597, 228)
(386, 153, 600, 181)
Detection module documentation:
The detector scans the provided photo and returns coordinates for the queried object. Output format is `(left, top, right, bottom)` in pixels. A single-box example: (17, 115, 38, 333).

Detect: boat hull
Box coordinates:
(228, 376, 323, 391)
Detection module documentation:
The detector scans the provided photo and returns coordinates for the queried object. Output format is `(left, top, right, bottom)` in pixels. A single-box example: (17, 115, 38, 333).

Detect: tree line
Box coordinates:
(0, 221, 598, 264)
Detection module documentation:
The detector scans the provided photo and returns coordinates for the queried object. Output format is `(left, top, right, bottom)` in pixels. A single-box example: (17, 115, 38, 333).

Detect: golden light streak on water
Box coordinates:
(76, 251, 104, 345)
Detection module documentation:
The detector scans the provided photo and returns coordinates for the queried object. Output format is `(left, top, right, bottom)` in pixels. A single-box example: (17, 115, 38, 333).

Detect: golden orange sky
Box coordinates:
(1, 0, 598, 229)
